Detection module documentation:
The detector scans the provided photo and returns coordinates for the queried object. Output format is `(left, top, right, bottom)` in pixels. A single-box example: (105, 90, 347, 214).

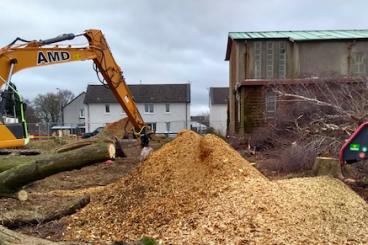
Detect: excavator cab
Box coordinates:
(340, 122, 368, 165)
(0, 76, 29, 148)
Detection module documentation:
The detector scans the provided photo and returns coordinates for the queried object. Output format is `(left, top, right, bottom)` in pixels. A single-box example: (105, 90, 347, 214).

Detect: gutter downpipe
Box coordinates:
(245, 40, 249, 79)
(348, 40, 356, 78)
(186, 102, 188, 129)
(87, 103, 90, 132)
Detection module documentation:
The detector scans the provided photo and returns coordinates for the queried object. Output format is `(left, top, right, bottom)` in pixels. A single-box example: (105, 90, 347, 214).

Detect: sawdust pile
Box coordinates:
(63, 130, 368, 244)
(101, 117, 134, 139)
(100, 117, 159, 141)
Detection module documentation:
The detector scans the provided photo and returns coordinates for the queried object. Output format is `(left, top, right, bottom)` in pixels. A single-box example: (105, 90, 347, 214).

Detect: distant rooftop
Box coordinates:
(229, 30, 368, 41)
(226, 29, 368, 61)
(84, 84, 190, 104)
(209, 87, 228, 105)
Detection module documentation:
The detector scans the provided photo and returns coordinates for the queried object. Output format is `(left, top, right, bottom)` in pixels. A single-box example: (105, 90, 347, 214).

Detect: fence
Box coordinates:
(27, 122, 84, 140)
(25, 120, 227, 141)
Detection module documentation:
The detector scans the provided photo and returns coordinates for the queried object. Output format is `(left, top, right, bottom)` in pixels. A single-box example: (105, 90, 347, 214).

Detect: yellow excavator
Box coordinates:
(0, 29, 152, 154)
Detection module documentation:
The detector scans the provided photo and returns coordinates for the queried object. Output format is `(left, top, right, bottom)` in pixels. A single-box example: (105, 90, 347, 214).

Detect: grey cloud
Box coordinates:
(1, 0, 368, 116)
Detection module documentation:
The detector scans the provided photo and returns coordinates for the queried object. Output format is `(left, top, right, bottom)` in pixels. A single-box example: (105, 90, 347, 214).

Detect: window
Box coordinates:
(79, 109, 85, 118)
(144, 104, 154, 113)
(105, 104, 110, 113)
(165, 103, 170, 113)
(353, 52, 366, 75)
(266, 91, 277, 117)
(267, 42, 273, 78)
(146, 123, 156, 132)
(254, 42, 262, 79)
(279, 42, 286, 78)
(165, 122, 171, 133)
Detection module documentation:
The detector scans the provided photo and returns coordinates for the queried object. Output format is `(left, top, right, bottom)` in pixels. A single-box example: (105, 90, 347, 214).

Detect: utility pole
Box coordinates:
(56, 88, 62, 125)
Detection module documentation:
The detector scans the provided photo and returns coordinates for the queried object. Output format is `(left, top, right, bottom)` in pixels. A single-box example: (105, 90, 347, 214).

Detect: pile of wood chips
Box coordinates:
(63, 130, 368, 244)
(101, 117, 134, 139)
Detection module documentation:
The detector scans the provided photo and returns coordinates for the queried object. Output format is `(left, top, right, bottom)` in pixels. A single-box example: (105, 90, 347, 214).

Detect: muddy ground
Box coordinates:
(0, 138, 368, 243)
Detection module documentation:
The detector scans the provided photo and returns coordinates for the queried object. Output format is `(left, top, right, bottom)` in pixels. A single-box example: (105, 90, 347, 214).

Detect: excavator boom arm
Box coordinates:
(0, 29, 148, 148)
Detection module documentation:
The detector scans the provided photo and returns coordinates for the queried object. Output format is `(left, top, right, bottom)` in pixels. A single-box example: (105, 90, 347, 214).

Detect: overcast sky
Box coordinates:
(0, 0, 366, 115)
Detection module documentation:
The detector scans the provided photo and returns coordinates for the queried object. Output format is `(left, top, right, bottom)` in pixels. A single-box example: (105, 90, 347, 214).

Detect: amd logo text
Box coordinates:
(37, 51, 70, 65)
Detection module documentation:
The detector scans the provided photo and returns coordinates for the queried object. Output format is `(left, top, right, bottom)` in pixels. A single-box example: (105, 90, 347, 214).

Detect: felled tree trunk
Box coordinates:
(312, 157, 344, 179)
(53, 130, 114, 153)
(0, 143, 115, 200)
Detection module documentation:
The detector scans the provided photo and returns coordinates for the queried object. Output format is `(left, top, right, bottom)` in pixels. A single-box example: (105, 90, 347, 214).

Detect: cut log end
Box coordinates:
(17, 190, 28, 201)
(107, 143, 116, 159)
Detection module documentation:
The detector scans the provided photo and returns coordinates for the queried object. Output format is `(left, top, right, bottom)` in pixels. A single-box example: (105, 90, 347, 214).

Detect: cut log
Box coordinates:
(0, 190, 28, 201)
(311, 157, 344, 179)
(53, 130, 114, 153)
(0, 143, 115, 200)
(1, 195, 90, 228)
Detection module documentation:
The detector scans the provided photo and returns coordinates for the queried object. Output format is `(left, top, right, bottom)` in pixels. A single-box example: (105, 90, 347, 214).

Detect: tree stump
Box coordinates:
(312, 157, 344, 179)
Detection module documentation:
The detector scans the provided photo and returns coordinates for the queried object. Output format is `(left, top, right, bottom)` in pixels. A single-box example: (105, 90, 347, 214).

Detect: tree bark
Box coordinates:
(53, 131, 114, 154)
(0, 143, 115, 200)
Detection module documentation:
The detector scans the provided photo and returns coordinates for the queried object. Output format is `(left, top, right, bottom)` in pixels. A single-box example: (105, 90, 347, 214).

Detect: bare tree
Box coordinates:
(23, 98, 39, 123)
(270, 77, 368, 131)
(33, 89, 75, 123)
(259, 77, 368, 160)
(33, 93, 59, 122)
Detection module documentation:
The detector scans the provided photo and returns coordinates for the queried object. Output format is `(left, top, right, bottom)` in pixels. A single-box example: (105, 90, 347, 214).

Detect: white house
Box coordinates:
(62, 92, 86, 132)
(209, 87, 228, 137)
(81, 84, 191, 134)
(190, 116, 209, 135)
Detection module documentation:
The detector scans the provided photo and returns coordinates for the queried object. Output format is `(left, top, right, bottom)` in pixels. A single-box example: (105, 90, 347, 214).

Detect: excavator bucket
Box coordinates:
(114, 136, 153, 160)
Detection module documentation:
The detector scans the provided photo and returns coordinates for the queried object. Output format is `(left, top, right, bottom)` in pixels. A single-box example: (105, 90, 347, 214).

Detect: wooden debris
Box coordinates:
(59, 130, 368, 244)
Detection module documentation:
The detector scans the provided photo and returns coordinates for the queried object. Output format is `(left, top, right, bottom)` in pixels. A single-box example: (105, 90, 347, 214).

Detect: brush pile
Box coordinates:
(63, 130, 368, 244)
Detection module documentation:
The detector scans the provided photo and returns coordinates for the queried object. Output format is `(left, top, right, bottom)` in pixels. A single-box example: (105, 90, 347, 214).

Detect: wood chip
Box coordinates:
(61, 130, 368, 244)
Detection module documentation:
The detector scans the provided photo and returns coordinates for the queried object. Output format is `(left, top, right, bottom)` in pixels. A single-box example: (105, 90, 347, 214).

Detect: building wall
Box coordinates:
(297, 40, 368, 77)
(234, 39, 368, 80)
(63, 93, 85, 127)
(209, 104, 227, 136)
(228, 38, 368, 134)
(229, 40, 238, 134)
(241, 86, 264, 133)
(85, 102, 190, 134)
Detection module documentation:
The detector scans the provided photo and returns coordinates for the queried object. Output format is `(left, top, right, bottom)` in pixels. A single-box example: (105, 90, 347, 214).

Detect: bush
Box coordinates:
(276, 140, 319, 173)
(142, 236, 158, 245)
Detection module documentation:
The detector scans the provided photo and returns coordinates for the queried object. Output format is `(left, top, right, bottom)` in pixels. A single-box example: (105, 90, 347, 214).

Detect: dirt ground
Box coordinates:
(1, 136, 368, 243)
(0, 157, 141, 241)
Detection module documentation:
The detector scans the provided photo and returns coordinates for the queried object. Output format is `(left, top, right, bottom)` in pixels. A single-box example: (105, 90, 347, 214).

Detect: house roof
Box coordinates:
(229, 30, 368, 41)
(63, 92, 85, 109)
(209, 87, 229, 105)
(84, 84, 190, 104)
(225, 29, 368, 60)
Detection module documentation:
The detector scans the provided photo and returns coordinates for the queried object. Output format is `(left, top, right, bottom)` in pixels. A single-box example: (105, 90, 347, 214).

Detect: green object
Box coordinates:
(350, 144, 360, 151)
(0, 75, 29, 144)
(142, 236, 158, 245)
(362, 146, 368, 152)
(229, 30, 368, 41)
